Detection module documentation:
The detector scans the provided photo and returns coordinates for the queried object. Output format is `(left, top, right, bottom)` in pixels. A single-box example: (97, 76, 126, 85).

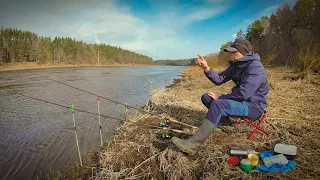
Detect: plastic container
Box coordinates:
(240, 159, 252, 172)
(263, 154, 288, 167)
(274, 143, 297, 160)
(228, 148, 260, 156)
(229, 149, 249, 156)
(227, 156, 240, 165)
(248, 153, 259, 166)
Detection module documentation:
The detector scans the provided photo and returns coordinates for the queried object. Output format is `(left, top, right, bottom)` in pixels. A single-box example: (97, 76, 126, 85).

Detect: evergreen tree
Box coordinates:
(236, 29, 244, 39)
(0, 28, 154, 65)
(0, 27, 3, 63)
(244, 0, 319, 72)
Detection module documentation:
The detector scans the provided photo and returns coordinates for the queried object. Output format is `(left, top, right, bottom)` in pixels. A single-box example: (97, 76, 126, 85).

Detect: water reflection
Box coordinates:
(0, 66, 185, 180)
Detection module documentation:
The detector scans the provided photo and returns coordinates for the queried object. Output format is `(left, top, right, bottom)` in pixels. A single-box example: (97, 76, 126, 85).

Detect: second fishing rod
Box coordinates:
(30, 71, 199, 129)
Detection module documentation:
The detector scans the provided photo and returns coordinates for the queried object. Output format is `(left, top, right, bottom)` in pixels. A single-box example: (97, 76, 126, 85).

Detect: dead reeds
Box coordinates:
(90, 66, 320, 179)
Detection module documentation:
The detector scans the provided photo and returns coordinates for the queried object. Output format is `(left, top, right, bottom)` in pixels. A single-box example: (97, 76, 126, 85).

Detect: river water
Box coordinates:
(0, 66, 186, 180)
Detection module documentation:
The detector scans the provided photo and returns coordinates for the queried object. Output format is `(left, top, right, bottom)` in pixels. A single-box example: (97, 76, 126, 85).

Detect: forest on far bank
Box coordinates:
(0, 28, 153, 65)
(154, 58, 197, 66)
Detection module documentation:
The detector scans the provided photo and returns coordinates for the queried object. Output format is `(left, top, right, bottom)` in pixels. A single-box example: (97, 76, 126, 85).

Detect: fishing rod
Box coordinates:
(29, 72, 155, 115)
(96, 94, 103, 146)
(17, 93, 195, 134)
(17, 93, 123, 121)
(29, 72, 199, 129)
(70, 104, 83, 167)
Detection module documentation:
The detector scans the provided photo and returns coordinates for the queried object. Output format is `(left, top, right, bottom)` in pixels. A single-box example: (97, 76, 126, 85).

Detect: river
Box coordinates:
(0, 66, 186, 180)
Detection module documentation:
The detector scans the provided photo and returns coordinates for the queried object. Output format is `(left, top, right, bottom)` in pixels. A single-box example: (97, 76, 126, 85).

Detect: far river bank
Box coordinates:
(0, 62, 153, 72)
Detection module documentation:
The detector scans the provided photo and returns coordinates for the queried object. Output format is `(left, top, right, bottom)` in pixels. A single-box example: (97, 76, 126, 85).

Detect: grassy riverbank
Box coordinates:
(0, 62, 152, 72)
(67, 66, 320, 179)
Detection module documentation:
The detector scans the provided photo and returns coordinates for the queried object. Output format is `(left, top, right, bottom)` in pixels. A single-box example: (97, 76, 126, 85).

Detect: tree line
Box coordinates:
(0, 27, 153, 65)
(217, 0, 319, 73)
(246, 0, 319, 73)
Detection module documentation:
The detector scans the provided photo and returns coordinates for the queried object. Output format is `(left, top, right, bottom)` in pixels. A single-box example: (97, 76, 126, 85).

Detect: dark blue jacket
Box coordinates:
(204, 52, 269, 113)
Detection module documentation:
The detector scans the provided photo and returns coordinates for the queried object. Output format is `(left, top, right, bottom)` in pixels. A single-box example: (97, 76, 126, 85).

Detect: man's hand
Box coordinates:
(208, 92, 220, 100)
(197, 54, 210, 72)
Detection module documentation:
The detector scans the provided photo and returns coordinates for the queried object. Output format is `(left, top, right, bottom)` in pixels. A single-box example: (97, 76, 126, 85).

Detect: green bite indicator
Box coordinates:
(70, 104, 74, 113)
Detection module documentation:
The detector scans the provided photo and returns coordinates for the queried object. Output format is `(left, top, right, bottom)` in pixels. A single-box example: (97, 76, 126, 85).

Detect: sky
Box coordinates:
(0, 0, 296, 60)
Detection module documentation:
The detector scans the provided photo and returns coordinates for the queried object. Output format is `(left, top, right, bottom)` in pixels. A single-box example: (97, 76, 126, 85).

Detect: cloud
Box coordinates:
(206, 0, 235, 4)
(186, 7, 226, 23)
(75, 1, 229, 59)
(0, 0, 232, 60)
(232, 34, 237, 38)
(206, 0, 224, 3)
(95, 36, 101, 44)
(258, 5, 279, 17)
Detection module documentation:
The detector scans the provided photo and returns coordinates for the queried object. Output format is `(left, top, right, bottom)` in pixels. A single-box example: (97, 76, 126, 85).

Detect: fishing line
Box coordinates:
(17, 93, 123, 121)
(16, 93, 164, 130)
(29, 72, 165, 117)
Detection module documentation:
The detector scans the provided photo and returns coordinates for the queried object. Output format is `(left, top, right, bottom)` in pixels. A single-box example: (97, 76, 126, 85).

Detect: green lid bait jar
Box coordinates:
(240, 159, 252, 173)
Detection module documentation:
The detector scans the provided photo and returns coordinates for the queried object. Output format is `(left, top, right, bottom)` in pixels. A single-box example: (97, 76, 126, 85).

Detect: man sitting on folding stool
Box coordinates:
(171, 38, 269, 156)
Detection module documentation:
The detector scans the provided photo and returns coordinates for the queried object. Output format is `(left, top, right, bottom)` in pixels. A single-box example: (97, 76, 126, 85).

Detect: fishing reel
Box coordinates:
(159, 120, 171, 139)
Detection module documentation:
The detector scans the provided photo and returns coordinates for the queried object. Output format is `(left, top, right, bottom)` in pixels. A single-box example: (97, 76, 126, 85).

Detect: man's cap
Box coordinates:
(224, 46, 238, 52)
(224, 38, 252, 55)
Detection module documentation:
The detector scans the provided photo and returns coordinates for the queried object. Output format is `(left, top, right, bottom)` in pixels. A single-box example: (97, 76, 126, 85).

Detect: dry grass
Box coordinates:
(86, 66, 320, 180)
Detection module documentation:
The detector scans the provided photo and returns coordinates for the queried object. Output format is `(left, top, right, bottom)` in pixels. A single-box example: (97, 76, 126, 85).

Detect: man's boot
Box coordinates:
(171, 119, 217, 156)
(218, 116, 234, 131)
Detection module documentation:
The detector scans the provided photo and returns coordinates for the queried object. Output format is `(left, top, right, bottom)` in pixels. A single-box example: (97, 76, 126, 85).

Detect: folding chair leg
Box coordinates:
(244, 119, 268, 135)
(233, 112, 269, 140)
(248, 128, 260, 140)
(233, 119, 242, 127)
(247, 113, 268, 140)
